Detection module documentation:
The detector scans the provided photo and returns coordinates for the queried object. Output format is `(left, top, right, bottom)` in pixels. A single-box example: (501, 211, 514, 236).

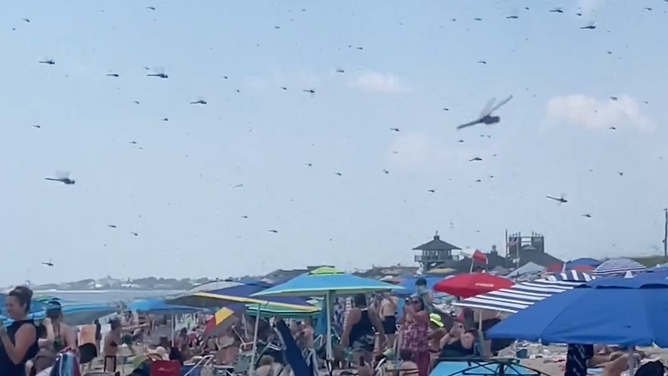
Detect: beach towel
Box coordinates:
(49, 352, 81, 376)
(565, 345, 594, 376)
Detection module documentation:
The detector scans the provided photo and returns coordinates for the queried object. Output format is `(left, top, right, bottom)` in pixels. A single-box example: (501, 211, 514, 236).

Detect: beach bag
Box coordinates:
(149, 360, 180, 376)
(49, 352, 81, 376)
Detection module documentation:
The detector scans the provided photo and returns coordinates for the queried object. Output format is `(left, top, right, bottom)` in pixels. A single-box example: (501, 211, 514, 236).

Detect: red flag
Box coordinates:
(472, 249, 488, 264)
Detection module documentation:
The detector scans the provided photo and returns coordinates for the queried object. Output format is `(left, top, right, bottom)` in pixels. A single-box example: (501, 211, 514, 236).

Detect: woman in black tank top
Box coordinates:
(438, 321, 475, 360)
(0, 286, 40, 376)
(341, 293, 386, 366)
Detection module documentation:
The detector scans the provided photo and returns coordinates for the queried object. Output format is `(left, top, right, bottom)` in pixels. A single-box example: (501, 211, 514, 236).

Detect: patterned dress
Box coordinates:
(401, 321, 430, 376)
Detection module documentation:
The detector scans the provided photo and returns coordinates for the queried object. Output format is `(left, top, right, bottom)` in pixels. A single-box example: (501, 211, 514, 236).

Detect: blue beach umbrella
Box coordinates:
(487, 277, 668, 346)
(127, 298, 201, 314)
(593, 258, 646, 276)
(253, 267, 403, 297)
(28, 302, 117, 326)
(166, 283, 317, 311)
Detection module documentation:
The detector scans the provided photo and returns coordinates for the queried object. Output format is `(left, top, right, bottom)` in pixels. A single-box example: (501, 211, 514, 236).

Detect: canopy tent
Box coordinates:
(506, 262, 544, 278)
(593, 258, 646, 276)
(487, 276, 668, 346)
(452, 271, 593, 313)
(127, 298, 202, 313)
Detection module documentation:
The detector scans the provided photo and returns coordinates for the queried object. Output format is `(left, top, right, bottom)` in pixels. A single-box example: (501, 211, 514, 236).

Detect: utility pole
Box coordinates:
(663, 209, 668, 258)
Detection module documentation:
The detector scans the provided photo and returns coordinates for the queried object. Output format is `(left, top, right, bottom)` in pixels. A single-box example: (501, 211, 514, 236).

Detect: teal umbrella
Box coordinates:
(253, 267, 403, 366)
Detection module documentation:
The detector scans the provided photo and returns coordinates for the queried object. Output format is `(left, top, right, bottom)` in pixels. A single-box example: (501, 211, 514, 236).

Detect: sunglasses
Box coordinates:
(410, 300, 421, 304)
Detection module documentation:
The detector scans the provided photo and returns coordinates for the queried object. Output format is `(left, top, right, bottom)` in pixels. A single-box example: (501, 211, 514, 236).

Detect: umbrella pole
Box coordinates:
(326, 291, 333, 374)
(248, 304, 261, 376)
(477, 317, 488, 358)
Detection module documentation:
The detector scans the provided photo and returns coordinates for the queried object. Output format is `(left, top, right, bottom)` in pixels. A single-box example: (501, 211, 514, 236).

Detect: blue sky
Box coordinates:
(1, 0, 666, 285)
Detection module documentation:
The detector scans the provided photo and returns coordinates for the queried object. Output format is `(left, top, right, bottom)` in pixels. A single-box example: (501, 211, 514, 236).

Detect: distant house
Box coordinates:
(506, 232, 563, 269)
(413, 232, 461, 272)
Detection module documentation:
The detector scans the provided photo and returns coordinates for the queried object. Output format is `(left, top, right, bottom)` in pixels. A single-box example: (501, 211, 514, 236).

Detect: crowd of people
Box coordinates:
(1, 282, 657, 376)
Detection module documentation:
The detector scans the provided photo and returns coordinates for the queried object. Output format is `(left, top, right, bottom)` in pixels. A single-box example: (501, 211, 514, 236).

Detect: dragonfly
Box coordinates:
(39, 58, 55, 65)
(146, 67, 168, 79)
(580, 21, 596, 30)
(45, 170, 75, 185)
(546, 194, 568, 204)
(456, 95, 513, 130)
(190, 96, 207, 105)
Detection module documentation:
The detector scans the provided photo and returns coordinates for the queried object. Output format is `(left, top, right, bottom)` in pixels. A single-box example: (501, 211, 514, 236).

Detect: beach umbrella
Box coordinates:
(452, 271, 593, 313)
(425, 267, 458, 275)
(182, 280, 244, 294)
(565, 257, 601, 269)
(253, 267, 403, 297)
(31, 303, 117, 326)
(569, 264, 595, 272)
(166, 284, 317, 311)
(593, 258, 646, 276)
(506, 262, 544, 278)
(205, 303, 245, 336)
(252, 266, 402, 370)
(127, 298, 201, 314)
(246, 303, 321, 319)
(433, 272, 513, 298)
(486, 277, 668, 346)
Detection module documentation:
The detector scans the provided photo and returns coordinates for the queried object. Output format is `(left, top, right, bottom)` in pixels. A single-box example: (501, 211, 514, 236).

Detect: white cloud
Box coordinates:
(349, 72, 411, 94)
(545, 94, 654, 131)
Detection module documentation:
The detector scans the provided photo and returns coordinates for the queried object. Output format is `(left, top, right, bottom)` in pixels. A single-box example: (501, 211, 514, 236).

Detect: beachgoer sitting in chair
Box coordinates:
(438, 321, 475, 360)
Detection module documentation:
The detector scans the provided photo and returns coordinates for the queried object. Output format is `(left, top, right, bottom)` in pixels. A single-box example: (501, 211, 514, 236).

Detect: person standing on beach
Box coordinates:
(44, 301, 77, 353)
(379, 292, 398, 349)
(341, 293, 386, 366)
(0, 286, 40, 376)
(415, 278, 433, 311)
(400, 295, 430, 376)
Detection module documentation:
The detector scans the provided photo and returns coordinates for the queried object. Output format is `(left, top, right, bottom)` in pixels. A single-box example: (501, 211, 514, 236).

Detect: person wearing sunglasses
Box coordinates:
(399, 296, 430, 376)
(438, 320, 475, 360)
